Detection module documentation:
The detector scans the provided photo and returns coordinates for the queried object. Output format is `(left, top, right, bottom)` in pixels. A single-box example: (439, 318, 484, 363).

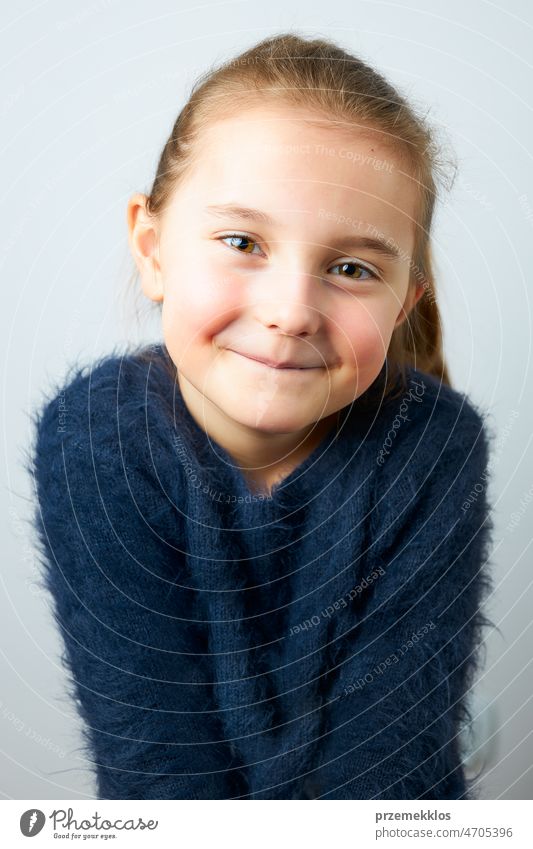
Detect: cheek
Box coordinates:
(162, 262, 243, 346)
(337, 305, 395, 368)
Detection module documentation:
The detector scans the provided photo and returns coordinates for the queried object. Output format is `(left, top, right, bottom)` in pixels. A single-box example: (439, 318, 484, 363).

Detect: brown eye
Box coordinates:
(329, 261, 377, 281)
(220, 234, 261, 254)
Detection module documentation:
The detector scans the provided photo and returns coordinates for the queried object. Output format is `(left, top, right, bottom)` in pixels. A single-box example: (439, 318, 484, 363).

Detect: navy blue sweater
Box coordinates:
(27, 343, 495, 800)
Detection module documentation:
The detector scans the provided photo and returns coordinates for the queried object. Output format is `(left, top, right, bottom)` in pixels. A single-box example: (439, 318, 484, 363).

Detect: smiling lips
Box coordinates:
(228, 348, 323, 370)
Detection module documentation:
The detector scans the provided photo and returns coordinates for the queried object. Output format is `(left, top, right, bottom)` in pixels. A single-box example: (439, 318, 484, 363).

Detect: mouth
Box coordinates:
(227, 349, 324, 371)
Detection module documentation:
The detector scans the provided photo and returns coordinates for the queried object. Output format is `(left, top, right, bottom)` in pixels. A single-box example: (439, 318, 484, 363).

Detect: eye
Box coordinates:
(328, 260, 379, 281)
(218, 234, 379, 281)
(219, 233, 264, 255)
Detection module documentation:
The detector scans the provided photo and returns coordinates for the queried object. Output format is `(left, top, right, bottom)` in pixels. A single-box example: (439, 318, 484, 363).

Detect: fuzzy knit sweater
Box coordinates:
(28, 342, 495, 800)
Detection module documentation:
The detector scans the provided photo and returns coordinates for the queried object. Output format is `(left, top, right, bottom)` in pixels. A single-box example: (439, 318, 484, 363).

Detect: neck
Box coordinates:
(177, 372, 339, 494)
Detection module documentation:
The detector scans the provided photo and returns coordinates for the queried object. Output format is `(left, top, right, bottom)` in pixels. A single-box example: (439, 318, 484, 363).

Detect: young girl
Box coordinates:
(29, 32, 495, 800)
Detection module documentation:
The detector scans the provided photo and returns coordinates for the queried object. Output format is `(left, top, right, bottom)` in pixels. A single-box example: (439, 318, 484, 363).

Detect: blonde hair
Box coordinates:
(129, 31, 455, 400)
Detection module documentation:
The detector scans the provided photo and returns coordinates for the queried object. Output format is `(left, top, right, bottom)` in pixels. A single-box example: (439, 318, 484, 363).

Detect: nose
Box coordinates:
(252, 271, 322, 337)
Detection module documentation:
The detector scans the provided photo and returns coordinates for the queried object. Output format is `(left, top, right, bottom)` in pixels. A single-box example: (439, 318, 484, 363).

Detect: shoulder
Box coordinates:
(367, 368, 497, 570)
(26, 345, 187, 594)
(408, 367, 490, 445)
(374, 366, 496, 499)
(30, 342, 173, 443)
(26, 343, 180, 505)
(34, 341, 170, 422)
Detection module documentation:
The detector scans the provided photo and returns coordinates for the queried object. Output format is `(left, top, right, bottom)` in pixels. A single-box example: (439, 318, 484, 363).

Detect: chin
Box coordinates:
(220, 398, 316, 435)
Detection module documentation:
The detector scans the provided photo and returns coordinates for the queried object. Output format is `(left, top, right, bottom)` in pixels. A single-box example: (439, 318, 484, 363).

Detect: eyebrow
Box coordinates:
(204, 203, 402, 261)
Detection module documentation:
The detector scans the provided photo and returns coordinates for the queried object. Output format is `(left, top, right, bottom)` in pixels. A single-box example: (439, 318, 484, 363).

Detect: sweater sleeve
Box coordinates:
(27, 355, 248, 800)
(314, 392, 495, 800)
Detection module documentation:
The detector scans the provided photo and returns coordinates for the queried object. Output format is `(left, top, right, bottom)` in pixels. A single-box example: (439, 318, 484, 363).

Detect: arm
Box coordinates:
(313, 396, 495, 799)
(28, 358, 247, 799)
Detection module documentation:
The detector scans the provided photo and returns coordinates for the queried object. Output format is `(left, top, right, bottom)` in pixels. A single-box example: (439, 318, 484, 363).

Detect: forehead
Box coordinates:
(169, 105, 418, 250)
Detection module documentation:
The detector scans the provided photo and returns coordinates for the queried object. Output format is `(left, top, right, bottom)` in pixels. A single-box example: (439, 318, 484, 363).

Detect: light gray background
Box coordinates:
(2, 0, 532, 799)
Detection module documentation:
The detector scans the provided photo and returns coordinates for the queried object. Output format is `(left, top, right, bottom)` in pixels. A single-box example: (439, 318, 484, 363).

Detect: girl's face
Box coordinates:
(128, 105, 424, 438)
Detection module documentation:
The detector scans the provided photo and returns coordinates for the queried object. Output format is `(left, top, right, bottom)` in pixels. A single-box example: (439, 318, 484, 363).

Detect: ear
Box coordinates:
(126, 193, 164, 302)
(394, 282, 426, 328)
